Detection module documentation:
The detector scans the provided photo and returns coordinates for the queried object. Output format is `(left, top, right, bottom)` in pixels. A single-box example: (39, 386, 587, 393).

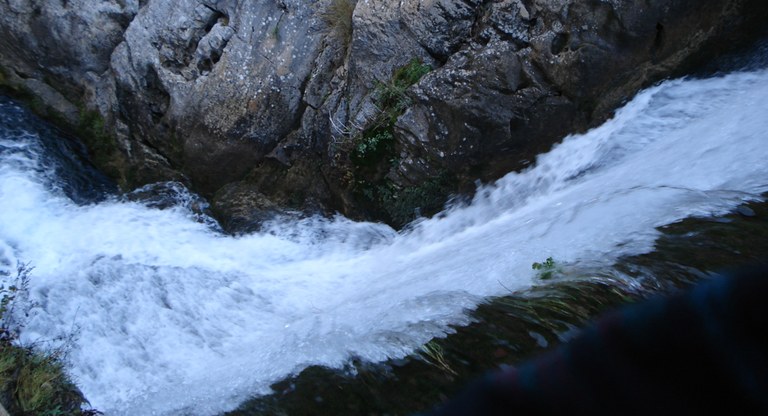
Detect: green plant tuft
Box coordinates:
(532, 257, 560, 280)
(419, 340, 457, 375)
(374, 58, 432, 125)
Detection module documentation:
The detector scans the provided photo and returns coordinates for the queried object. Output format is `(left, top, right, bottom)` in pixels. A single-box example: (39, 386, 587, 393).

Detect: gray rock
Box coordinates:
(1, 0, 767, 228)
(393, 0, 768, 190)
(210, 181, 282, 234)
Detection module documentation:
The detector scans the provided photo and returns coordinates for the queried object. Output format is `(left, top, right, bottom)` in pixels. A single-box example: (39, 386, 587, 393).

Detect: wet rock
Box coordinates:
(737, 206, 757, 217)
(1, 0, 767, 228)
(124, 181, 220, 228)
(210, 181, 283, 234)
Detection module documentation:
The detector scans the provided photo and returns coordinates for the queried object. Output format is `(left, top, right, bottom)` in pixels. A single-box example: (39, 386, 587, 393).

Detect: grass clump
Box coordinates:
(376, 58, 432, 120)
(1, 264, 97, 415)
(1, 347, 88, 415)
(419, 341, 457, 376)
(319, 0, 357, 48)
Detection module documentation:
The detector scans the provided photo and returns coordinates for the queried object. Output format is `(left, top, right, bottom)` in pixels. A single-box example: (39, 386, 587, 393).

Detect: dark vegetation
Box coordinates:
(343, 58, 457, 227)
(0, 264, 98, 415)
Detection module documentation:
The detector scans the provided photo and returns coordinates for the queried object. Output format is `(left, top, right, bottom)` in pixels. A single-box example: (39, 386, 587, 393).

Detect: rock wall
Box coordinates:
(1, 0, 767, 228)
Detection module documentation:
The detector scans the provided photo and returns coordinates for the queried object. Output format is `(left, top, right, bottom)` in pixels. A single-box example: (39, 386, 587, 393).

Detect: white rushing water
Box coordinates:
(1, 68, 768, 414)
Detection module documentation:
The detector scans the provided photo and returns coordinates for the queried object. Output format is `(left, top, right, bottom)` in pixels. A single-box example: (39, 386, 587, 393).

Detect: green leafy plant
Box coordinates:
(352, 129, 393, 165)
(350, 58, 432, 163)
(532, 257, 559, 280)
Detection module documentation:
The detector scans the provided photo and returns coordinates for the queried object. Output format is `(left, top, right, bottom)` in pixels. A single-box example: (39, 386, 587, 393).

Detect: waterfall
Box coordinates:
(1, 68, 767, 414)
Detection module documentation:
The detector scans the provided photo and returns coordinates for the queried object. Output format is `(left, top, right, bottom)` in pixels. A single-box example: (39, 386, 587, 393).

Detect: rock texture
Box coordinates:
(1, 0, 767, 228)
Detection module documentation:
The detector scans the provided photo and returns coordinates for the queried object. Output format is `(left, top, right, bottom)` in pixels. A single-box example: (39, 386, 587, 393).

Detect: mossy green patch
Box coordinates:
(77, 108, 115, 158)
(74, 107, 128, 187)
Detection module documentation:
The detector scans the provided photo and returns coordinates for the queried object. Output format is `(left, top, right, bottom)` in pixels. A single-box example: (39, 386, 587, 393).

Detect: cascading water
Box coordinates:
(1, 66, 768, 414)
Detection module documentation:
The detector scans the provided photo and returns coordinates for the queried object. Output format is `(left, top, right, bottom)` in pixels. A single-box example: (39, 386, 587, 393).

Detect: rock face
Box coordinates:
(1, 0, 767, 228)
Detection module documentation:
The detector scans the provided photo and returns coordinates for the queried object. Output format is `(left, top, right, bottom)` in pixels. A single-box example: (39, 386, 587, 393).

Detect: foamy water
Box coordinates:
(1, 68, 767, 414)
